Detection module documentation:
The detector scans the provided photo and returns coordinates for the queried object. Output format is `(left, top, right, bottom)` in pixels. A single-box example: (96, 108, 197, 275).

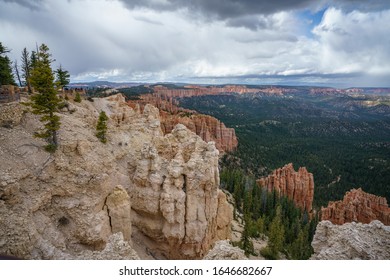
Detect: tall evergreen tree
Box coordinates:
(0, 42, 16, 85)
(96, 111, 108, 143)
(27, 44, 61, 152)
(55, 64, 70, 90)
(261, 205, 285, 259)
(30, 50, 38, 69)
(241, 214, 255, 256)
(21, 47, 32, 93)
(288, 223, 313, 260)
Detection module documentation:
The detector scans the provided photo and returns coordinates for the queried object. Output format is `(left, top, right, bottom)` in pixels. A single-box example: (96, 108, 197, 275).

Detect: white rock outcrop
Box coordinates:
(203, 240, 247, 260)
(0, 94, 232, 259)
(311, 220, 390, 260)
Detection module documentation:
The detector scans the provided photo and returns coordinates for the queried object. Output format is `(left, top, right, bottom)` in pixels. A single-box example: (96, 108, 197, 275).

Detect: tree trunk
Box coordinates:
(27, 81, 32, 94)
(52, 130, 58, 146)
(14, 60, 22, 87)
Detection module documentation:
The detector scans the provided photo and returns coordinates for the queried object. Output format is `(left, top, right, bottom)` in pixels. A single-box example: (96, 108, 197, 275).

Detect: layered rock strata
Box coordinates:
(152, 85, 296, 97)
(159, 111, 238, 153)
(256, 163, 314, 212)
(311, 220, 390, 260)
(0, 94, 232, 259)
(321, 188, 390, 225)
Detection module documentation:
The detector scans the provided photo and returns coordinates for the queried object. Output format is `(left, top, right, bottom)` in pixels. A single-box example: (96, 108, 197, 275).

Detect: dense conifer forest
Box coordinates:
(178, 91, 390, 207)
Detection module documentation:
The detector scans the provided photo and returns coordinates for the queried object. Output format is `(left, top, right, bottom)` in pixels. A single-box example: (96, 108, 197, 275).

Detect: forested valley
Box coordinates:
(178, 90, 390, 207)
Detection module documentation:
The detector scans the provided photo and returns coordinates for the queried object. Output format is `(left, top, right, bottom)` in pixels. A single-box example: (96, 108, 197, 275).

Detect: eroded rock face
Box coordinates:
(128, 92, 238, 153)
(0, 94, 231, 259)
(104, 186, 132, 242)
(311, 220, 390, 260)
(152, 85, 295, 97)
(130, 123, 231, 259)
(160, 112, 238, 154)
(216, 191, 233, 240)
(256, 163, 314, 212)
(321, 188, 390, 225)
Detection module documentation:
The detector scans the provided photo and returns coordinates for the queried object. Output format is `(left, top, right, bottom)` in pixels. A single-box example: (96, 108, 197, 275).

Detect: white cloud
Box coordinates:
(0, 0, 389, 86)
(313, 7, 390, 75)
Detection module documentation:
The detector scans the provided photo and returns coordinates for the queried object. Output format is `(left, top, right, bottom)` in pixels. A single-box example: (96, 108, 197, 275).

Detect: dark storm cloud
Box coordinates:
(116, 0, 390, 31)
(1, 0, 389, 86)
(226, 15, 269, 31)
(334, 0, 390, 11)
(188, 72, 373, 87)
(118, 0, 390, 18)
(118, 0, 314, 18)
(191, 72, 363, 80)
(0, 0, 44, 10)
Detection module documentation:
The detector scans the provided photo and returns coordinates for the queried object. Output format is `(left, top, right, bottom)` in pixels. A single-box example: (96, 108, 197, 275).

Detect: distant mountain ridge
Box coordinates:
(70, 81, 390, 95)
(69, 81, 144, 88)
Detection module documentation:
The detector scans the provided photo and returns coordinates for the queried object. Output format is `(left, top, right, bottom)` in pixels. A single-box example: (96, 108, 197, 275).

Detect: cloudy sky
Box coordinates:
(1, 0, 390, 87)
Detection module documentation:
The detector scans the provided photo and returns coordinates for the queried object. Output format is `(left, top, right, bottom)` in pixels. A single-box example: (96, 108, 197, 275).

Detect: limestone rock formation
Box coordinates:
(311, 220, 390, 260)
(256, 163, 314, 212)
(321, 188, 390, 225)
(130, 122, 231, 259)
(159, 111, 238, 154)
(104, 186, 132, 242)
(77, 233, 139, 260)
(127, 91, 238, 153)
(203, 240, 247, 260)
(0, 94, 231, 259)
(216, 191, 233, 240)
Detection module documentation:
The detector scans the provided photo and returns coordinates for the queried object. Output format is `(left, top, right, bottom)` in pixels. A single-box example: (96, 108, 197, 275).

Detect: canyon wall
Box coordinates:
(0, 94, 232, 259)
(152, 85, 294, 97)
(159, 111, 238, 153)
(321, 188, 390, 225)
(127, 92, 238, 153)
(256, 163, 314, 212)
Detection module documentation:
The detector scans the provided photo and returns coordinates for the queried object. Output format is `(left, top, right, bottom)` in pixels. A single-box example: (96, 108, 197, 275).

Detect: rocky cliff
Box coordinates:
(127, 92, 238, 153)
(311, 220, 390, 260)
(152, 85, 295, 97)
(321, 188, 390, 225)
(159, 111, 238, 153)
(0, 94, 232, 259)
(256, 163, 314, 212)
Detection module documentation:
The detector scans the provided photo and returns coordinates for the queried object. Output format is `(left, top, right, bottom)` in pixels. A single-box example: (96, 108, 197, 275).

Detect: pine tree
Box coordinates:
(27, 44, 61, 153)
(0, 42, 16, 85)
(241, 214, 255, 256)
(96, 111, 108, 143)
(55, 64, 70, 90)
(288, 226, 312, 259)
(269, 206, 285, 252)
(256, 216, 265, 235)
(74, 92, 81, 102)
(261, 205, 285, 259)
(21, 47, 32, 93)
(30, 50, 38, 69)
